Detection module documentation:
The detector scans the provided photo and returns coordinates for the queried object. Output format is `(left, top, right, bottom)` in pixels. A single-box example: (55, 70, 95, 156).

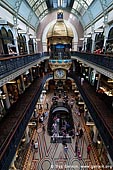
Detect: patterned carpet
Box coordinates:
(22, 91, 101, 170)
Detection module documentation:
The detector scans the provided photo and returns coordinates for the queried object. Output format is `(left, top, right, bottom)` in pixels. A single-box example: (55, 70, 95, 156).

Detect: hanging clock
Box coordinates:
(54, 69, 66, 79)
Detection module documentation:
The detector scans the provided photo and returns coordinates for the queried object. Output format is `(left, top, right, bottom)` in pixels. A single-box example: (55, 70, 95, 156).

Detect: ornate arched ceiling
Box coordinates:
(1, 0, 112, 30)
(26, 0, 94, 26)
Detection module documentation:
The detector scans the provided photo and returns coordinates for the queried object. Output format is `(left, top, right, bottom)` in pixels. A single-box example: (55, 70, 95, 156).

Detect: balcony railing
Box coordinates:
(71, 51, 113, 72)
(70, 73, 113, 161)
(0, 53, 42, 78)
(0, 74, 51, 170)
(0, 51, 113, 81)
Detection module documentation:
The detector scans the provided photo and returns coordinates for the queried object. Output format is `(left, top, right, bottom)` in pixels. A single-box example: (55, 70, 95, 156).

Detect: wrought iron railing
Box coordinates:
(0, 53, 42, 78)
(0, 51, 113, 81)
(0, 74, 51, 170)
(71, 51, 113, 72)
(70, 73, 113, 161)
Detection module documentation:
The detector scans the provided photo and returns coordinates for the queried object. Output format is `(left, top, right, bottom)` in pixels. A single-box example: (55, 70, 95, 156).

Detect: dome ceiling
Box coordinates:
(47, 20, 74, 38)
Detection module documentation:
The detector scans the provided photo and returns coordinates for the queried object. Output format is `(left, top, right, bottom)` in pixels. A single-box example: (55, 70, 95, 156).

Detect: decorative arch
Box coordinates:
(17, 34, 27, 55)
(28, 38, 34, 54)
(1, 27, 8, 38)
(106, 27, 113, 54)
(1, 27, 8, 54)
(95, 32, 104, 49)
(108, 27, 113, 40)
(42, 19, 79, 52)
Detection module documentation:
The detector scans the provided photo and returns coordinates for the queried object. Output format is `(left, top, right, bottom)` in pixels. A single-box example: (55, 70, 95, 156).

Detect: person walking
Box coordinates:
(75, 141, 78, 156)
(79, 128, 83, 138)
(64, 144, 68, 159)
(87, 144, 91, 158)
(46, 102, 49, 109)
(77, 148, 82, 160)
(31, 140, 34, 150)
(42, 124, 45, 134)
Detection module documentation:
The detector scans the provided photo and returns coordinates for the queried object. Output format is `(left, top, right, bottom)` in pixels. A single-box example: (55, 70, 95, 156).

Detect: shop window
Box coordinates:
(86, 37, 92, 52)
(7, 83, 19, 105)
(94, 32, 104, 51)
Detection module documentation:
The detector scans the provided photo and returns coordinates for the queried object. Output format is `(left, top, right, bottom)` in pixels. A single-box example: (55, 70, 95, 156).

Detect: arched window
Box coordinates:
(28, 38, 34, 54)
(7, 29, 14, 44)
(0, 30, 4, 54)
(7, 29, 16, 54)
(23, 35, 27, 54)
(1, 27, 8, 54)
(95, 32, 104, 50)
(86, 37, 92, 52)
(17, 34, 27, 55)
(108, 27, 113, 40)
(106, 27, 113, 53)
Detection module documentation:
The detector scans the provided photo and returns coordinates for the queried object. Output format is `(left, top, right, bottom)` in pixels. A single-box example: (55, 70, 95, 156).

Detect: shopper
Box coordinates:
(42, 124, 45, 134)
(64, 144, 68, 159)
(31, 140, 34, 150)
(87, 144, 91, 157)
(79, 128, 83, 138)
(75, 141, 78, 156)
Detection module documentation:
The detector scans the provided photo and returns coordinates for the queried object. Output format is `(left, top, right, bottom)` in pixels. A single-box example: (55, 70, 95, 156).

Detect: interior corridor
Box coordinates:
(21, 90, 101, 170)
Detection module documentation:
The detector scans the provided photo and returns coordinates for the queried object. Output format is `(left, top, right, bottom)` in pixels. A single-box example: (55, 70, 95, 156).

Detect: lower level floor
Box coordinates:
(10, 88, 113, 170)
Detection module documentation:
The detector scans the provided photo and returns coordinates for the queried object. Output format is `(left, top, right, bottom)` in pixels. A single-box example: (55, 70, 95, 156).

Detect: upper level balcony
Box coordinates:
(0, 51, 113, 87)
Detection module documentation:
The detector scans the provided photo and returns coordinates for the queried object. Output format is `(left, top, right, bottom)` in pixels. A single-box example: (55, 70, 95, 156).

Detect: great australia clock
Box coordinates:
(54, 69, 66, 79)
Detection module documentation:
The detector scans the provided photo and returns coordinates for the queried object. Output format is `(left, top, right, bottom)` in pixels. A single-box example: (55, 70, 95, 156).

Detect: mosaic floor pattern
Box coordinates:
(23, 91, 101, 170)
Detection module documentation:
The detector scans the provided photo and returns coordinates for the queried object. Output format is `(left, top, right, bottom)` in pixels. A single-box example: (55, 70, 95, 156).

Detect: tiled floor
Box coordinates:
(22, 91, 101, 170)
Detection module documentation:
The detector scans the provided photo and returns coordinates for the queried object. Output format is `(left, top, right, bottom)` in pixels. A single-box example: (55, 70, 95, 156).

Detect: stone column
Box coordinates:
(26, 34, 30, 54)
(45, 60, 48, 72)
(72, 61, 75, 72)
(96, 73, 101, 91)
(25, 126, 30, 143)
(2, 85, 10, 109)
(33, 39, 38, 53)
(87, 67, 91, 82)
(13, 26, 19, 55)
(91, 32, 96, 53)
(103, 15, 109, 51)
(83, 37, 87, 52)
(29, 68, 34, 82)
(93, 126, 98, 144)
(20, 75, 26, 91)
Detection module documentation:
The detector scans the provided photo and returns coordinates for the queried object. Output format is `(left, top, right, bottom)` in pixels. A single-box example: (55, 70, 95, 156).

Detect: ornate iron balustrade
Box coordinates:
(71, 51, 113, 72)
(0, 53, 43, 78)
(0, 74, 51, 170)
(0, 51, 113, 80)
(70, 73, 113, 162)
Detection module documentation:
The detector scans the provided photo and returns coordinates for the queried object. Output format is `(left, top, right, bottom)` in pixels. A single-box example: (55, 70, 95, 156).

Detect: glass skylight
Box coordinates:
(27, 0, 48, 20)
(72, 0, 93, 16)
(26, 0, 94, 25)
